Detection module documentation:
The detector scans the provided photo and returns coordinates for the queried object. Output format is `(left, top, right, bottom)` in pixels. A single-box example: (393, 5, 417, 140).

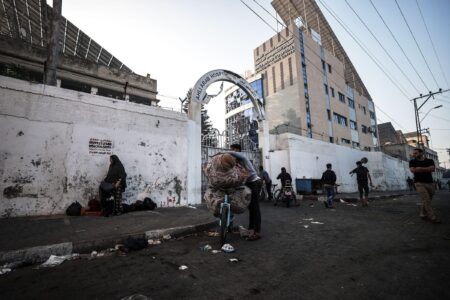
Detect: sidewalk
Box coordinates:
(301, 189, 416, 202)
(0, 205, 216, 265)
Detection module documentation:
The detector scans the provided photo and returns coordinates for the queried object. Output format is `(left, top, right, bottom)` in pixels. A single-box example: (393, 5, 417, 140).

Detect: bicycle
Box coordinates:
(273, 181, 296, 207)
(219, 191, 234, 246)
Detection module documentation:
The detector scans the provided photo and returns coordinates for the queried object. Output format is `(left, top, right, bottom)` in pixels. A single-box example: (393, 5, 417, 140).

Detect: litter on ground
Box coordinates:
(148, 239, 162, 245)
(311, 221, 324, 225)
(221, 243, 235, 253)
(211, 250, 221, 254)
(303, 225, 309, 228)
(162, 234, 172, 240)
(39, 254, 79, 268)
(179, 265, 188, 270)
(340, 199, 346, 203)
(0, 268, 12, 275)
(229, 258, 239, 262)
(239, 226, 251, 237)
(207, 231, 220, 237)
(200, 244, 212, 251)
(303, 218, 314, 221)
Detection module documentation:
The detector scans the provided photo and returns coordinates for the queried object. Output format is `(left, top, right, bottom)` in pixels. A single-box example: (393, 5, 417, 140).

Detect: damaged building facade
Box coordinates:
(0, 1, 192, 217)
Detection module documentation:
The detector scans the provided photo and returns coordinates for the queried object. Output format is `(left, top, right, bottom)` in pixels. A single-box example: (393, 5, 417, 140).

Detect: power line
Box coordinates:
(428, 114, 450, 123)
(416, 0, 449, 88)
(369, 0, 430, 92)
(317, 0, 412, 99)
(394, 0, 440, 89)
(344, 0, 420, 94)
(243, 0, 410, 131)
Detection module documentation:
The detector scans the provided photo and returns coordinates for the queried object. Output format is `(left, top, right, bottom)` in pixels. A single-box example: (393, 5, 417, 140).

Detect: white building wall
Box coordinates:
(0, 76, 194, 217)
(268, 133, 411, 193)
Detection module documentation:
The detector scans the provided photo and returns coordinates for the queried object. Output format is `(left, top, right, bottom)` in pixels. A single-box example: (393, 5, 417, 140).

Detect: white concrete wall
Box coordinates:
(267, 133, 411, 193)
(0, 76, 194, 217)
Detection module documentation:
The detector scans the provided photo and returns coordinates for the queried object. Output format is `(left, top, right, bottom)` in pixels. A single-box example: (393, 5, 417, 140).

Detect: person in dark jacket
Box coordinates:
(321, 163, 337, 208)
(276, 167, 292, 188)
(99, 155, 127, 216)
(349, 161, 373, 207)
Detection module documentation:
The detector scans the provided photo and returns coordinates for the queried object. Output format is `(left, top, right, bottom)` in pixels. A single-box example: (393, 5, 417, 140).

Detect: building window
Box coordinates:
(333, 112, 348, 127)
(330, 87, 335, 97)
(352, 141, 360, 148)
(329, 137, 334, 143)
(369, 111, 376, 120)
(270, 38, 273, 48)
(324, 84, 328, 95)
(288, 57, 293, 86)
(322, 59, 326, 71)
(327, 109, 331, 121)
(328, 63, 332, 73)
(280, 62, 285, 90)
(361, 125, 368, 133)
(263, 71, 268, 97)
(263, 42, 266, 52)
(348, 98, 355, 108)
(363, 106, 366, 114)
(338, 92, 345, 103)
(350, 120, 357, 130)
(272, 66, 276, 94)
(285, 27, 289, 36)
(341, 138, 351, 144)
(278, 32, 281, 42)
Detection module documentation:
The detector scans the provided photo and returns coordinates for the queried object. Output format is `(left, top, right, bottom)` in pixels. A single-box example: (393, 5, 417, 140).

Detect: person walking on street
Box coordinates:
(321, 163, 337, 208)
(409, 148, 441, 223)
(276, 167, 292, 188)
(259, 166, 273, 201)
(349, 161, 373, 207)
(229, 143, 263, 241)
(406, 176, 415, 191)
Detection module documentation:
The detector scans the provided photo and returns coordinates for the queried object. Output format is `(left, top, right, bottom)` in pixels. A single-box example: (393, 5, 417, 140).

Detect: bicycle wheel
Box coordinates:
(220, 205, 229, 246)
(273, 189, 281, 206)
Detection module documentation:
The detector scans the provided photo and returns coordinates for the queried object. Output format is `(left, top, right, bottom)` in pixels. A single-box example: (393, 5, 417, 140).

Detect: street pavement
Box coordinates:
(1, 191, 449, 300)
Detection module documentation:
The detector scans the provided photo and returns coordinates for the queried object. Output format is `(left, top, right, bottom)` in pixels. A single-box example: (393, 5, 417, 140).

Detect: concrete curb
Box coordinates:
(301, 193, 406, 203)
(0, 220, 218, 265)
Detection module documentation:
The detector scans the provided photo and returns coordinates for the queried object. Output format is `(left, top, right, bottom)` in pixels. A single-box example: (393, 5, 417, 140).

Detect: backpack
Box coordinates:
(143, 197, 157, 210)
(66, 201, 82, 216)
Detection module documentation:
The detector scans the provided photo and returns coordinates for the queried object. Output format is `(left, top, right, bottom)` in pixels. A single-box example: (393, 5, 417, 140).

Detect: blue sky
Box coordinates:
(61, 0, 450, 167)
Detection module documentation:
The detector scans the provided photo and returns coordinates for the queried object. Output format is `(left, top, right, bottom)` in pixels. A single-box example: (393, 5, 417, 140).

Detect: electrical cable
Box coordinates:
(369, 0, 430, 92)
(244, 0, 411, 132)
(394, 0, 440, 89)
(344, 0, 420, 94)
(317, 0, 411, 99)
(416, 0, 449, 89)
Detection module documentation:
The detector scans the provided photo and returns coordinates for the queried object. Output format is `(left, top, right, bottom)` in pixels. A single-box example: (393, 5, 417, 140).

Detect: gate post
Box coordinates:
(187, 101, 202, 204)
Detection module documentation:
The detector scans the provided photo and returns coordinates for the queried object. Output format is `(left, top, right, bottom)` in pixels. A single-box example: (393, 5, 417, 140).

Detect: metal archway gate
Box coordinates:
(187, 69, 269, 204)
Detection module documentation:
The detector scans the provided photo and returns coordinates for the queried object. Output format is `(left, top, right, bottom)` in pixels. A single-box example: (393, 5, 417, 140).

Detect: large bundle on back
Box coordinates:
(203, 153, 251, 214)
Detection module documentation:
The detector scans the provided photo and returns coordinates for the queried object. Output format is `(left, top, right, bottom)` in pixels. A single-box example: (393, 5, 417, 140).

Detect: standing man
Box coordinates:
(259, 166, 273, 201)
(321, 163, 337, 208)
(409, 148, 441, 223)
(349, 161, 373, 207)
(406, 176, 415, 191)
(229, 144, 263, 240)
(277, 167, 292, 188)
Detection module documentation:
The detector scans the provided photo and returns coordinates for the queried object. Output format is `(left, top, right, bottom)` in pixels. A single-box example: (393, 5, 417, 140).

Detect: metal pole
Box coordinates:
(413, 98, 420, 148)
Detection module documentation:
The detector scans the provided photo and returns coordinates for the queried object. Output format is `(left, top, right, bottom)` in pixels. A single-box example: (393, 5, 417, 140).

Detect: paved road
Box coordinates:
(1, 192, 449, 300)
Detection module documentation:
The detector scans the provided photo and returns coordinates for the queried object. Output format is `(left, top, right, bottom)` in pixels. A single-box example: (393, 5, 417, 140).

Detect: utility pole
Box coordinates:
(411, 88, 448, 149)
(44, 0, 62, 86)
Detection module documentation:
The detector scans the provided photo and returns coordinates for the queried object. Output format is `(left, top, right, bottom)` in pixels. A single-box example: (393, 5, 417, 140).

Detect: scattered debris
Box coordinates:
(229, 258, 239, 262)
(200, 244, 212, 251)
(303, 225, 309, 229)
(239, 226, 251, 237)
(187, 205, 197, 209)
(206, 231, 220, 237)
(148, 239, 162, 245)
(346, 204, 358, 207)
(91, 251, 98, 257)
(340, 199, 346, 203)
(303, 218, 314, 221)
(163, 234, 172, 240)
(311, 221, 324, 225)
(123, 237, 148, 251)
(39, 254, 79, 268)
(211, 250, 221, 254)
(0, 268, 12, 275)
(221, 243, 235, 253)
(179, 265, 188, 270)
